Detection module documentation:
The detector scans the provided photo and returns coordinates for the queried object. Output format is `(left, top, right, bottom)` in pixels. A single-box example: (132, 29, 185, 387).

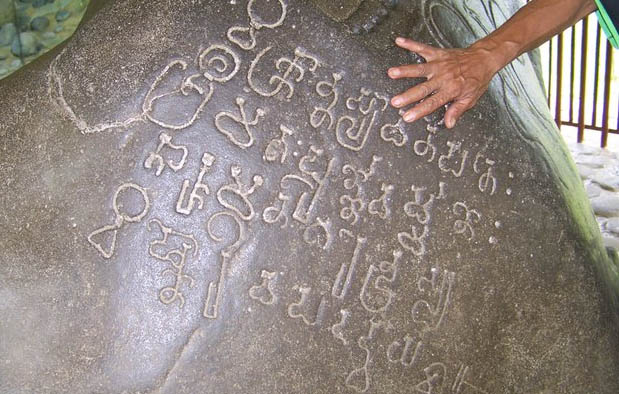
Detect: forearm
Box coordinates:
(472, 0, 597, 73)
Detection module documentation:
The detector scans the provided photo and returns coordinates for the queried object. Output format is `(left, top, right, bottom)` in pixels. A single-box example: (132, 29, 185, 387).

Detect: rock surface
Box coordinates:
(1, 1, 618, 393)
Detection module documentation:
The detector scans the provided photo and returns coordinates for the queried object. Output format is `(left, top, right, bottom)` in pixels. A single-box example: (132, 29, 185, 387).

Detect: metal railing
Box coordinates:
(542, 13, 618, 148)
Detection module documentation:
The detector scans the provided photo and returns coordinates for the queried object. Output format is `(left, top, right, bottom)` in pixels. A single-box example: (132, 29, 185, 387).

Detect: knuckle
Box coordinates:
(422, 96, 438, 109)
(419, 84, 431, 98)
(416, 63, 426, 76)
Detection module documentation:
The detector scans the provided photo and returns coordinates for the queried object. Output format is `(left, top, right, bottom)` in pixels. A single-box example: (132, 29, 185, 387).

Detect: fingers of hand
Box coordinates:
(391, 81, 437, 108)
(444, 99, 474, 128)
(395, 37, 437, 60)
(387, 63, 432, 79)
(403, 93, 450, 123)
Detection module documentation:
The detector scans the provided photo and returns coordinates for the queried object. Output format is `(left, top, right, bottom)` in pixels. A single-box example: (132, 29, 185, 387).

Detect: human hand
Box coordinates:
(388, 37, 504, 129)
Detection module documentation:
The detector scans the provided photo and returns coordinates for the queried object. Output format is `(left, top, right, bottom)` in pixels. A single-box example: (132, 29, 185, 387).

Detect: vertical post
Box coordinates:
(592, 24, 602, 128)
(555, 32, 564, 128)
(577, 17, 589, 143)
(569, 25, 577, 124)
(601, 40, 613, 148)
(547, 37, 553, 107)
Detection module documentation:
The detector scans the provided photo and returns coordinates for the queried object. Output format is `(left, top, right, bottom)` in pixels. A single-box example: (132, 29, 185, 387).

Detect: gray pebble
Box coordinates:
(16, 15, 31, 32)
(56, 10, 71, 22)
(591, 169, 619, 191)
(32, 0, 47, 8)
(591, 194, 619, 217)
(0, 23, 17, 46)
(31, 16, 50, 32)
(585, 182, 602, 198)
(11, 32, 40, 57)
(574, 154, 608, 168)
(607, 218, 619, 236)
(11, 59, 22, 68)
(42, 31, 56, 40)
(576, 164, 596, 179)
(603, 236, 619, 250)
(54, 25, 63, 33)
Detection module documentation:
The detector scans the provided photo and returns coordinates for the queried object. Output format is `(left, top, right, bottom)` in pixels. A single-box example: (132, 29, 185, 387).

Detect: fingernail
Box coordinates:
(391, 97, 402, 106)
(396, 37, 406, 44)
(404, 112, 415, 122)
(446, 118, 454, 128)
(388, 68, 400, 77)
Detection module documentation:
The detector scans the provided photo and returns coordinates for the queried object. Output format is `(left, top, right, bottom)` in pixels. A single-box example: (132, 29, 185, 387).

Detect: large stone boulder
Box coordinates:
(1, 0, 618, 393)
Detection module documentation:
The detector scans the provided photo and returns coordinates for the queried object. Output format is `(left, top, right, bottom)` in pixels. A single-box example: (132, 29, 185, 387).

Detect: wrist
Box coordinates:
(470, 37, 520, 74)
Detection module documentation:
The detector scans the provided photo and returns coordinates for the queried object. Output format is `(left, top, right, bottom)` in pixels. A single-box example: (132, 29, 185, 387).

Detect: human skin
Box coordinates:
(388, 0, 598, 129)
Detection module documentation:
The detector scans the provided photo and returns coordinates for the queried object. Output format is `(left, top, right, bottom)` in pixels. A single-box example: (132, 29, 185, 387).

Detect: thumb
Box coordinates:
(444, 100, 472, 129)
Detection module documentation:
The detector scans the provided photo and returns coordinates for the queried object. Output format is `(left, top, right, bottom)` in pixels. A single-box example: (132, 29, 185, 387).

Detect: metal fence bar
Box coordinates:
(548, 38, 553, 107)
(577, 17, 589, 143)
(569, 25, 577, 124)
(591, 23, 602, 127)
(555, 32, 564, 128)
(601, 40, 613, 147)
(546, 14, 618, 147)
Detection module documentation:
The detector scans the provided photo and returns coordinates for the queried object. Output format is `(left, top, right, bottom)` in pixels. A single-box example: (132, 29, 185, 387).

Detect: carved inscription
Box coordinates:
(176, 152, 216, 216)
(303, 217, 334, 250)
(147, 219, 198, 308)
(310, 73, 342, 130)
(359, 249, 402, 313)
(380, 117, 408, 147)
(332, 229, 367, 300)
(413, 133, 437, 163)
(412, 133, 505, 195)
(77, 6, 512, 391)
(249, 270, 278, 305)
(398, 182, 446, 257)
(345, 317, 385, 393)
(203, 211, 246, 319)
(248, 46, 319, 100)
(87, 183, 150, 259)
(413, 362, 447, 394)
(331, 309, 351, 345)
(142, 60, 214, 130)
(216, 165, 264, 221)
(199, 44, 241, 83)
(473, 152, 497, 195)
(227, 0, 288, 50)
(144, 132, 188, 176)
(340, 155, 385, 225)
(215, 97, 265, 149)
(438, 141, 469, 178)
(452, 202, 481, 240)
(263, 145, 335, 226)
(336, 88, 388, 152)
(368, 183, 394, 220)
(264, 125, 295, 164)
(412, 268, 456, 332)
(287, 286, 327, 326)
(387, 334, 423, 368)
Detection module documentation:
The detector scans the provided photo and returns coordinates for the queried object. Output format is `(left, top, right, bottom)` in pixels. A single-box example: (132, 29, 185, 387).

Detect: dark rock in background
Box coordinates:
(0, 0, 89, 79)
(1, 0, 618, 393)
